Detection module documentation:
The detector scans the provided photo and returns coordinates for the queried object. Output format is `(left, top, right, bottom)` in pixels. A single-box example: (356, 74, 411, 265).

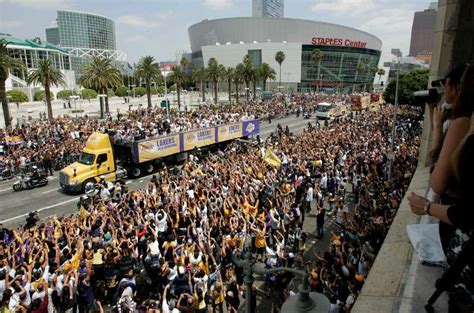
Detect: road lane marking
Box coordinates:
(0, 196, 80, 224)
(41, 187, 61, 194)
(0, 188, 10, 193)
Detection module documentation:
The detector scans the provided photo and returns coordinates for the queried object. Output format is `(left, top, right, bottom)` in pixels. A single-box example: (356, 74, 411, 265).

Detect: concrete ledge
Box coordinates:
(352, 166, 448, 313)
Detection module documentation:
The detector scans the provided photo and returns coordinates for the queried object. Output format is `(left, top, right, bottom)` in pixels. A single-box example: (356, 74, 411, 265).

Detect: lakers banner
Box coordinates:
(242, 120, 260, 137)
(183, 128, 215, 151)
(218, 123, 242, 142)
(5, 136, 23, 145)
(137, 134, 180, 163)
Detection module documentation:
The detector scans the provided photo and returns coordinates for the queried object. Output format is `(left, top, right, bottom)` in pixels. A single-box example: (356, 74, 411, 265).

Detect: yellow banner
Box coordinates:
(183, 128, 215, 151)
(138, 134, 180, 163)
(5, 136, 22, 144)
(217, 123, 242, 142)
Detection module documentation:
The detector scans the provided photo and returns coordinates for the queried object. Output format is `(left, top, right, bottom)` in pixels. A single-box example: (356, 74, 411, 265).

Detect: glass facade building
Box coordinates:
(300, 45, 381, 92)
(45, 27, 60, 46)
(52, 10, 116, 50)
(252, 0, 284, 18)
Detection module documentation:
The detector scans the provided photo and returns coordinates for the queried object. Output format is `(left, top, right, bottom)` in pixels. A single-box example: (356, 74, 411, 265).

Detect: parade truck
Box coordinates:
(315, 102, 348, 119)
(349, 95, 371, 111)
(59, 120, 260, 192)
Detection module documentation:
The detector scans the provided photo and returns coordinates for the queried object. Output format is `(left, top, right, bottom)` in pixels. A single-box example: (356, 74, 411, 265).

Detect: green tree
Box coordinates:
(33, 90, 55, 102)
(234, 63, 244, 104)
(134, 86, 146, 97)
(275, 51, 285, 90)
(134, 56, 162, 109)
(377, 68, 386, 83)
(383, 68, 429, 105)
(81, 89, 97, 101)
(192, 67, 206, 102)
(115, 86, 130, 97)
(168, 64, 186, 109)
(107, 89, 115, 97)
(223, 67, 235, 103)
(206, 58, 222, 104)
(79, 56, 122, 118)
(57, 90, 74, 100)
(26, 58, 65, 120)
(7, 89, 28, 105)
(241, 55, 254, 101)
(258, 63, 276, 92)
(150, 86, 158, 95)
(0, 39, 25, 127)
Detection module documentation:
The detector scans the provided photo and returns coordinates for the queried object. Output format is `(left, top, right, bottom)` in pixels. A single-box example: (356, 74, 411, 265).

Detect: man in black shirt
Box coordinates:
(316, 207, 326, 239)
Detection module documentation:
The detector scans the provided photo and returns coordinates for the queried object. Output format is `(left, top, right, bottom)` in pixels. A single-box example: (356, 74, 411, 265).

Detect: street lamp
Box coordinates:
(69, 95, 80, 118)
(387, 48, 402, 181)
(233, 252, 330, 313)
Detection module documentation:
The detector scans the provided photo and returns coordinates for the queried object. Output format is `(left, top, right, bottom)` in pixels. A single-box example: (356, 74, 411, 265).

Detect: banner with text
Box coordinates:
(242, 120, 260, 137)
(183, 127, 216, 151)
(217, 123, 242, 142)
(137, 134, 180, 163)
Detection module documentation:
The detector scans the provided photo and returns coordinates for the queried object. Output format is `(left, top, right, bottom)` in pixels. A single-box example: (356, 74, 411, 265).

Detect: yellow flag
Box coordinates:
(79, 205, 90, 218)
(263, 149, 281, 167)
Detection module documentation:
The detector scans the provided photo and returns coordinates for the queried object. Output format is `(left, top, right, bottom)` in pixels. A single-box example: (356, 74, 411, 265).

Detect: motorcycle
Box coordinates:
(13, 174, 48, 192)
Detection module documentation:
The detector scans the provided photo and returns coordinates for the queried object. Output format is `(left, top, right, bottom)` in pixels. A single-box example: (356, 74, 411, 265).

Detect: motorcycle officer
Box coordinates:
(29, 165, 40, 184)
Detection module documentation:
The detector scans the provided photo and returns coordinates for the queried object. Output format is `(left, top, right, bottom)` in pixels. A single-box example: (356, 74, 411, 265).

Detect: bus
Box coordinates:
(315, 102, 348, 119)
(350, 95, 371, 111)
(370, 92, 382, 107)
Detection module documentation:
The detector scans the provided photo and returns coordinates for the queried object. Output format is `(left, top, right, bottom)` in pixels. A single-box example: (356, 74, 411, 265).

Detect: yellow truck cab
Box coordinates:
(59, 132, 124, 192)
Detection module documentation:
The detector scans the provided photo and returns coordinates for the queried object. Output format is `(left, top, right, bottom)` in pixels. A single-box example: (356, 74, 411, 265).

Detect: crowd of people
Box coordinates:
(0, 98, 423, 312)
(0, 94, 350, 177)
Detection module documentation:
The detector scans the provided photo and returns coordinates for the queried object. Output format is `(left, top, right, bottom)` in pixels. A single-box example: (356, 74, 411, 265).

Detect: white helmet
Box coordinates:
(32, 166, 38, 170)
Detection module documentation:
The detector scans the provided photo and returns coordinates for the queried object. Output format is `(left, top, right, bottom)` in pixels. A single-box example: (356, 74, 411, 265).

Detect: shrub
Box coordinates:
(7, 90, 29, 104)
(33, 90, 54, 101)
(81, 89, 98, 100)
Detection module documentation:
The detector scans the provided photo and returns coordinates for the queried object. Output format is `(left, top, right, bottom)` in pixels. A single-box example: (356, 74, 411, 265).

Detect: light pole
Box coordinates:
(98, 94, 107, 119)
(387, 48, 402, 181)
(69, 95, 79, 118)
(233, 252, 330, 313)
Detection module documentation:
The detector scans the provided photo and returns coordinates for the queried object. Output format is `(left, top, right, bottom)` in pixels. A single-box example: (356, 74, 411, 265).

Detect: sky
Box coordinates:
(0, 0, 434, 69)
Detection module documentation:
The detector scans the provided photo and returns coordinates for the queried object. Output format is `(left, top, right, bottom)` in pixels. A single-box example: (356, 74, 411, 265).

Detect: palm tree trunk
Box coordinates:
(279, 64, 282, 89)
(146, 82, 152, 109)
(0, 79, 11, 127)
(214, 80, 218, 104)
(228, 80, 232, 103)
(99, 88, 104, 119)
(264, 79, 267, 92)
(105, 89, 110, 114)
(235, 83, 239, 104)
(45, 82, 53, 120)
(245, 81, 249, 101)
(252, 81, 257, 101)
(201, 80, 205, 102)
(177, 85, 181, 110)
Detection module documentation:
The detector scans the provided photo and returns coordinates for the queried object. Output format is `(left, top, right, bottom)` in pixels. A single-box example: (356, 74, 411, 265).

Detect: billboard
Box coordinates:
(137, 134, 180, 163)
(182, 127, 216, 151)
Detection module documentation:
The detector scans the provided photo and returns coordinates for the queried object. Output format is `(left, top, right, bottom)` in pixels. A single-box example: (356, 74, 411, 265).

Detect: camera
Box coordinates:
(413, 78, 442, 105)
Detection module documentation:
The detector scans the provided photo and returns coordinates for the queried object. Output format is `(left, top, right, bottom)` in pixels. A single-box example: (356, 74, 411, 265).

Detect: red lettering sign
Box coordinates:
(311, 37, 367, 48)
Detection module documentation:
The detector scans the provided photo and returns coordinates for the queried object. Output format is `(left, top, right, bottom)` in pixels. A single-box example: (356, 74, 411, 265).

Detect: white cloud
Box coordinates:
(1, 19, 23, 29)
(116, 15, 161, 28)
(203, 0, 233, 10)
(0, 0, 73, 10)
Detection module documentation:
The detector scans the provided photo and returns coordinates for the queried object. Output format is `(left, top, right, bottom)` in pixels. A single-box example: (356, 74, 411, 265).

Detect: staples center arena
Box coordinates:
(188, 17, 382, 92)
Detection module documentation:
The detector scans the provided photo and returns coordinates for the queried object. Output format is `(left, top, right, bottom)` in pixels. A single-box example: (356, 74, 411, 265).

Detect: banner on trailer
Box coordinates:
(217, 123, 242, 142)
(137, 134, 180, 163)
(183, 128, 215, 150)
(242, 120, 260, 137)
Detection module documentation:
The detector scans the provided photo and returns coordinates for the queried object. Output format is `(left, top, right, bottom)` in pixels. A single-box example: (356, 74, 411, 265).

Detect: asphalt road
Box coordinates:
(0, 115, 315, 227)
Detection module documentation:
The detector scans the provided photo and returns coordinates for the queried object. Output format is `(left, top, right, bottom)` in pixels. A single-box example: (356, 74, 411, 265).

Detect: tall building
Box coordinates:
(45, 10, 126, 79)
(252, 0, 284, 18)
(408, 4, 437, 61)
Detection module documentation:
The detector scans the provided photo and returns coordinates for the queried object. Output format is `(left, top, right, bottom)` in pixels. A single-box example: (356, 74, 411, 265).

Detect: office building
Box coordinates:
(46, 10, 126, 79)
(188, 17, 382, 92)
(252, 0, 284, 18)
(408, 4, 437, 61)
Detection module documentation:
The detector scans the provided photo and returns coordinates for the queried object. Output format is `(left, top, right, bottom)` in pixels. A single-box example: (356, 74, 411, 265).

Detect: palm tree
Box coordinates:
(168, 65, 186, 109)
(192, 67, 206, 102)
(27, 59, 66, 120)
(134, 56, 162, 109)
(206, 58, 222, 104)
(311, 49, 322, 92)
(252, 69, 259, 101)
(275, 51, 285, 90)
(377, 68, 386, 83)
(258, 63, 276, 91)
(0, 39, 25, 127)
(234, 63, 244, 104)
(242, 55, 254, 101)
(80, 57, 122, 118)
(223, 67, 235, 103)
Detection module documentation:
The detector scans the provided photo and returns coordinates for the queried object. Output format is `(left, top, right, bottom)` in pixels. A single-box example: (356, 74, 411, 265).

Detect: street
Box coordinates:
(0, 115, 314, 227)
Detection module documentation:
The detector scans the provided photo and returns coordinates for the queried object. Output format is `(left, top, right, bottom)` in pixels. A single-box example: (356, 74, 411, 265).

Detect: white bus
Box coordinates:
(315, 102, 348, 119)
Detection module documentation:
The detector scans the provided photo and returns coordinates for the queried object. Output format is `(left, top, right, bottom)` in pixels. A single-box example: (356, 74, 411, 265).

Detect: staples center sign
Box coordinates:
(312, 37, 367, 48)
